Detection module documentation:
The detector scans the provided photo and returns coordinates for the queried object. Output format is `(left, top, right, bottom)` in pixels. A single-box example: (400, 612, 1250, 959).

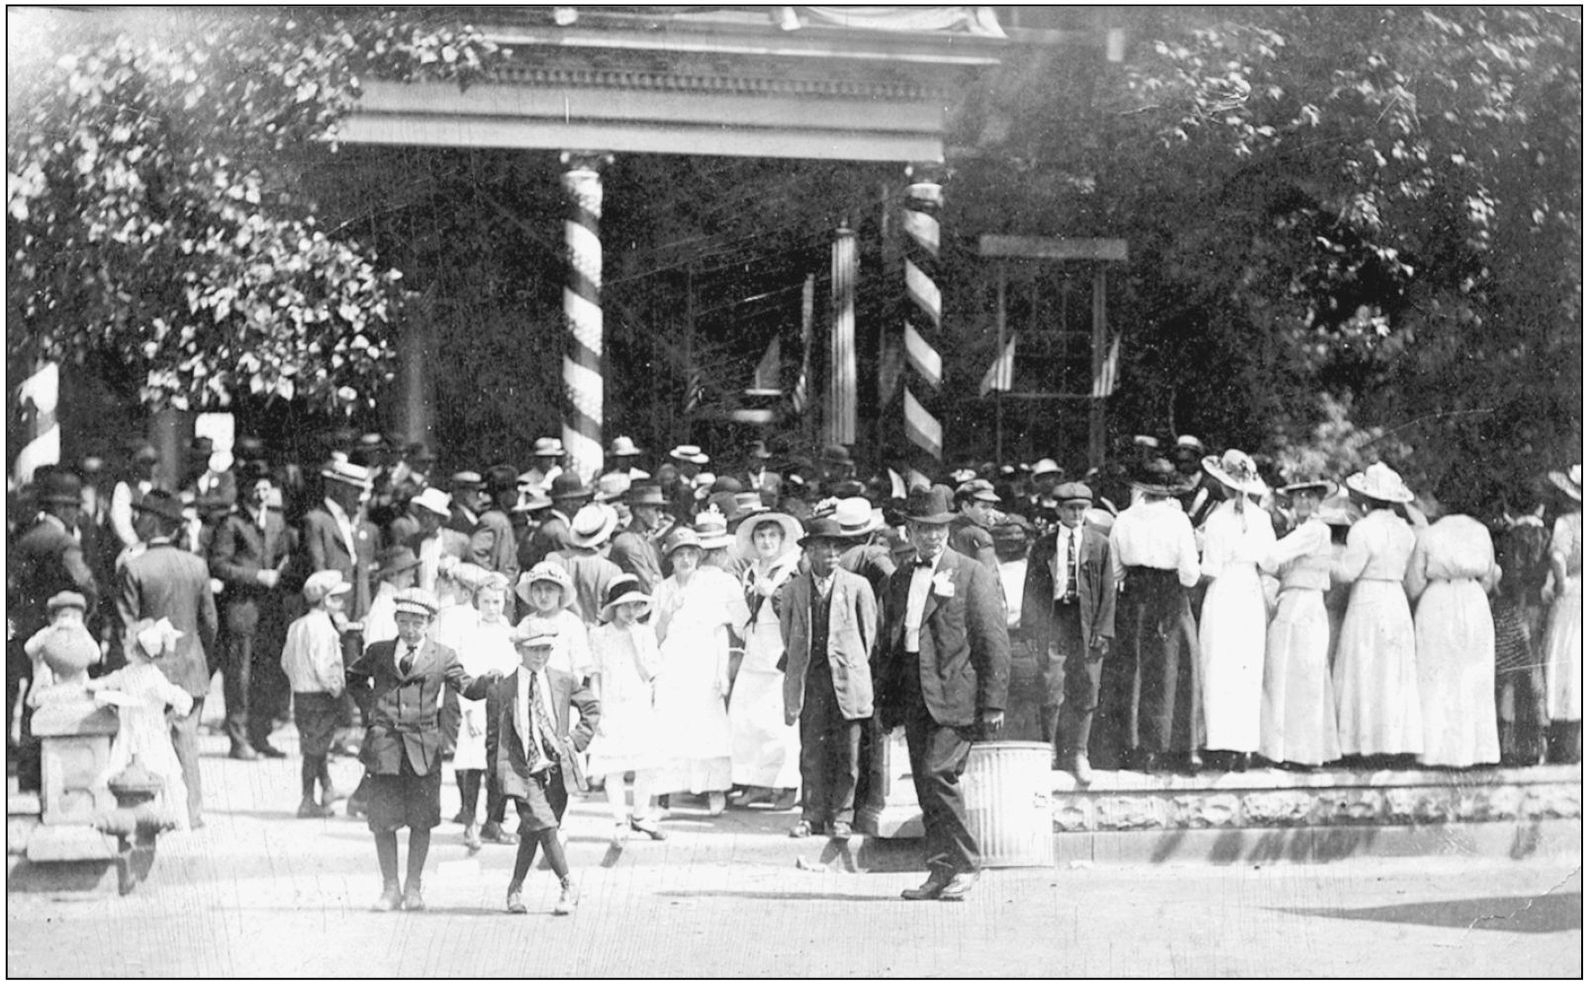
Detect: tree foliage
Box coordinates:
(6, 8, 501, 413)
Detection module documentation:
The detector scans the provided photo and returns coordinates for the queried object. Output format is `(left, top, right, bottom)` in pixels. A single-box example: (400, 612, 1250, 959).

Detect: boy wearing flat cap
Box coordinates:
(345, 588, 498, 912)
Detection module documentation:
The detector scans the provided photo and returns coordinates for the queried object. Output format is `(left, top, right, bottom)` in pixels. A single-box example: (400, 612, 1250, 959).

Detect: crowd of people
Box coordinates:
(6, 425, 1583, 911)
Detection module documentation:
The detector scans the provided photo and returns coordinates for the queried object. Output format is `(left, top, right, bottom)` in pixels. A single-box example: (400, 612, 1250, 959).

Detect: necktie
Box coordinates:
(529, 673, 558, 762)
(399, 645, 416, 677)
(1064, 529, 1078, 604)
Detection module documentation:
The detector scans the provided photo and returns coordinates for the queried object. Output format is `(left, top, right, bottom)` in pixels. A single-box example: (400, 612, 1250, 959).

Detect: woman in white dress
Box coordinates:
(727, 510, 803, 808)
(1259, 480, 1343, 768)
(1333, 463, 1423, 767)
(1196, 450, 1277, 772)
(586, 574, 667, 845)
(1404, 511, 1500, 768)
(1543, 465, 1582, 764)
(650, 527, 751, 815)
(440, 573, 518, 848)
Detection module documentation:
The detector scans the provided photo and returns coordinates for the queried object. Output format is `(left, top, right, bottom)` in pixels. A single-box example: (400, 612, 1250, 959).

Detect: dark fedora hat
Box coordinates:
(35, 470, 84, 506)
(133, 488, 186, 524)
(904, 486, 957, 524)
(549, 471, 592, 501)
(798, 514, 849, 546)
(625, 481, 668, 506)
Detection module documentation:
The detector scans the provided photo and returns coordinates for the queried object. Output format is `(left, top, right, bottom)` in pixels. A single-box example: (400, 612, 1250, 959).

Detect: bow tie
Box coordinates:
(914, 557, 935, 568)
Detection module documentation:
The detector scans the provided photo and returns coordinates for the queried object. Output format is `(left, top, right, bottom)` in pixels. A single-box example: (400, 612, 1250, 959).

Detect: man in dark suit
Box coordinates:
(118, 489, 218, 829)
(9, 470, 100, 790)
(445, 471, 483, 536)
(470, 465, 522, 580)
(346, 588, 490, 912)
(208, 464, 296, 760)
(875, 487, 1011, 902)
(301, 460, 379, 625)
(609, 482, 668, 593)
(524, 471, 590, 569)
(742, 439, 782, 507)
(1021, 481, 1116, 783)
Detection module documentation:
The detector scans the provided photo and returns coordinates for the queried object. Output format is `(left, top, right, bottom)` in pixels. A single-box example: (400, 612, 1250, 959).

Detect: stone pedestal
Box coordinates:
(27, 699, 120, 863)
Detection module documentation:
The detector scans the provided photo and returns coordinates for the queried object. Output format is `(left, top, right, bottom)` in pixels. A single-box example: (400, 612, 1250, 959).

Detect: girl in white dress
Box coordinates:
(650, 527, 751, 815)
(586, 574, 667, 845)
(1543, 466, 1582, 764)
(727, 511, 803, 807)
(87, 619, 193, 832)
(441, 574, 518, 849)
(1196, 451, 1277, 772)
(514, 561, 593, 680)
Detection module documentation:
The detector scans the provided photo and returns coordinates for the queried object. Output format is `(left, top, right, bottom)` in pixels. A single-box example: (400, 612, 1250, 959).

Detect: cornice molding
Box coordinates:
(493, 63, 936, 102)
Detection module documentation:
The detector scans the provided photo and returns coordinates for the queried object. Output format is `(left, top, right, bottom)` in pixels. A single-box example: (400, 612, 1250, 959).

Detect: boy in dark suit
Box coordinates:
(463, 622, 599, 916)
(1020, 482, 1116, 783)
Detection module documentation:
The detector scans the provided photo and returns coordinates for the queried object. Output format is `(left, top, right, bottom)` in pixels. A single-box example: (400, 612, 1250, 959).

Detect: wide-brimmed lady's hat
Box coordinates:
(660, 525, 704, 559)
(374, 546, 422, 579)
(515, 561, 578, 610)
(599, 573, 653, 622)
(1345, 462, 1415, 504)
(1129, 458, 1198, 496)
(1202, 449, 1269, 497)
(669, 444, 710, 465)
(1276, 479, 1339, 500)
(904, 486, 957, 524)
(736, 510, 802, 559)
(569, 503, 619, 548)
(1549, 464, 1581, 503)
(693, 509, 735, 550)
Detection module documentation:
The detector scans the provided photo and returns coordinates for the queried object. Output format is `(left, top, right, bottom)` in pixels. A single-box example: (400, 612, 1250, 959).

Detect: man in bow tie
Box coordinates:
(875, 487, 1010, 902)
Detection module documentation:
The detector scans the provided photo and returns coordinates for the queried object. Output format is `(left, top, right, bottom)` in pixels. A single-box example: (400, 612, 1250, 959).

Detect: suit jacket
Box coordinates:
(777, 569, 877, 724)
(609, 521, 664, 594)
(462, 666, 599, 800)
(524, 513, 572, 570)
(746, 470, 783, 507)
(9, 515, 99, 638)
(445, 502, 478, 536)
(470, 508, 520, 579)
(301, 506, 379, 619)
(347, 637, 473, 776)
(875, 549, 1010, 730)
(1019, 524, 1116, 656)
(119, 541, 218, 697)
(208, 508, 295, 635)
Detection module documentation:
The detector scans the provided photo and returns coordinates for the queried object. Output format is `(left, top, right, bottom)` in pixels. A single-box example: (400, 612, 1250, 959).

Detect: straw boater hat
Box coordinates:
(599, 573, 652, 622)
(568, 503, 619, 549)
(830, 496, 883, 538)
(1201, 449, 1269, 497)
(659, 525, 704, 559)
(1175, 435, 1205, 455)
(46, 591, 88, 614)
(1549, 464, 1581, 503)
(303, 570, 353, 605)
(904, 487, 957, 525)
(736, 509, 802, 559)
(693, 509, 735, 550)
(1129, 458, 1199, 496)
(321, 459, 375, 490)
(532, 437, 564, 458)
(669, 444, 709, 465)
(392, 587, 439, 619)
(1344, 462, 1415, 504)
(1276, 479, 1338, 501)
(515, 561, 578, 610)
(450, 470, 483, 489)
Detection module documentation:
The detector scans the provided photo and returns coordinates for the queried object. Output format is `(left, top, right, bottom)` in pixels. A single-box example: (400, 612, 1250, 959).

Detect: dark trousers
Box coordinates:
(798, 659, 862, 826)
(1547, 721, 1581, 765)
(220, 604, 287, 750)
(1040, 602, 1102, 763)
(1496, 666, 1548, 765)
(852, 713, 888, 831)
(1120, 567, 1201, 755)
(904, 698, 979, 877)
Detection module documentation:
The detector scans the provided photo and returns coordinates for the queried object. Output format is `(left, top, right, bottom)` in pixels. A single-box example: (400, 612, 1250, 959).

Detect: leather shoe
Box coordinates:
(320, 787, 349, 807)
(901, 872, 954, 901)
(829, 820, 853, 839)
(938, 871, 979, 902)
(254, 742, 289, 759)
(401, 884, 425, 911)
(228, 744, 259, 762)
(297, 799, 333, 819)
(372, 884, 402, 912)
(481, 823, 518, 845)
(788, 819, 815, 838)
(505, 889, 527, 914)
(770, 788, 798, 812)
(629, 815, 667, 841)
(1070, 753, 1095, 786)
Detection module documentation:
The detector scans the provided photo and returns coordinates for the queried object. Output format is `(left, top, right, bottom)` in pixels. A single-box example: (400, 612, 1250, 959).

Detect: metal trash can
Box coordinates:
(963, 741, 1055, 868)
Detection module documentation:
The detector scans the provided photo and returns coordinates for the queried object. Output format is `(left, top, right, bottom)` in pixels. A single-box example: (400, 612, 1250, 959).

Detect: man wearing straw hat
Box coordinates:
(555, 503, 624, 625)
(877, 487, 1010, 902)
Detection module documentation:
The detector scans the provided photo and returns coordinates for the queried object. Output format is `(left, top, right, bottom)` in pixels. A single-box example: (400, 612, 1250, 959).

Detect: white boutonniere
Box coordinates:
(931, 571, 955, 598)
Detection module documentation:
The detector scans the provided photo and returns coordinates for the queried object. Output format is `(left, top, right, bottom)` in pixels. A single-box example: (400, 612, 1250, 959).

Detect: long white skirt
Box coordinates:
(585, 696, 661, 777)
(1198, 566, 1268, 752)
(651, 629, 733, 794)
(728, 668, 800, 789)
(1544, 575, 1581, 720)
(1413, 579, 1499, 767)
(1259, 588, 1342, 765)
(1333, 580, 1422, 755)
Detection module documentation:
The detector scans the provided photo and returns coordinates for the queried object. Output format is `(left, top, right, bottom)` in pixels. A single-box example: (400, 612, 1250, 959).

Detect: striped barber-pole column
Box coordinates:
(560, 152, 611, 483)
(14, 360, 60, 486)
(902, 167, 944, 461)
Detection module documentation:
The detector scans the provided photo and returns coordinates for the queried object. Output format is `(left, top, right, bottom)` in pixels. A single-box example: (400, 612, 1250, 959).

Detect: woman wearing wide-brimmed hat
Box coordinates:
(1542, 465, 1582, 763)
(1194, 451, 1278, 772)
(726, 509, 804, 809)
(1332, 462, 1423, 765)
(1258, 479, 1343, 768)
(1402, 498, 1501, 768)
(650, 527, 751, 815)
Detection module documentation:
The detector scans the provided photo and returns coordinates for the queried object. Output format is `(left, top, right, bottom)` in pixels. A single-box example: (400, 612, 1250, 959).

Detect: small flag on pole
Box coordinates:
(979, 333, 1018, 396)
(748, 335, 781, 395)
(792, 274, 814, 414)
(1092, 331, 1122, 398)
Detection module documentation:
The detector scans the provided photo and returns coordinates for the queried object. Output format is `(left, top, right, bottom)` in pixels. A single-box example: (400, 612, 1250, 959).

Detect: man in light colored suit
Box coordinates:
(1021, 481, 1116, 783)
(778, 516, 877, 840)
(118, 489, 218, 828)
(875, 487, 1011, 902)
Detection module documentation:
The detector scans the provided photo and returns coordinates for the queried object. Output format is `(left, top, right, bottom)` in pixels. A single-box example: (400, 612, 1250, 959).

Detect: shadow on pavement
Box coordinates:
(1282, 893, 1581, 934)
(654, 890, 907, 903)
